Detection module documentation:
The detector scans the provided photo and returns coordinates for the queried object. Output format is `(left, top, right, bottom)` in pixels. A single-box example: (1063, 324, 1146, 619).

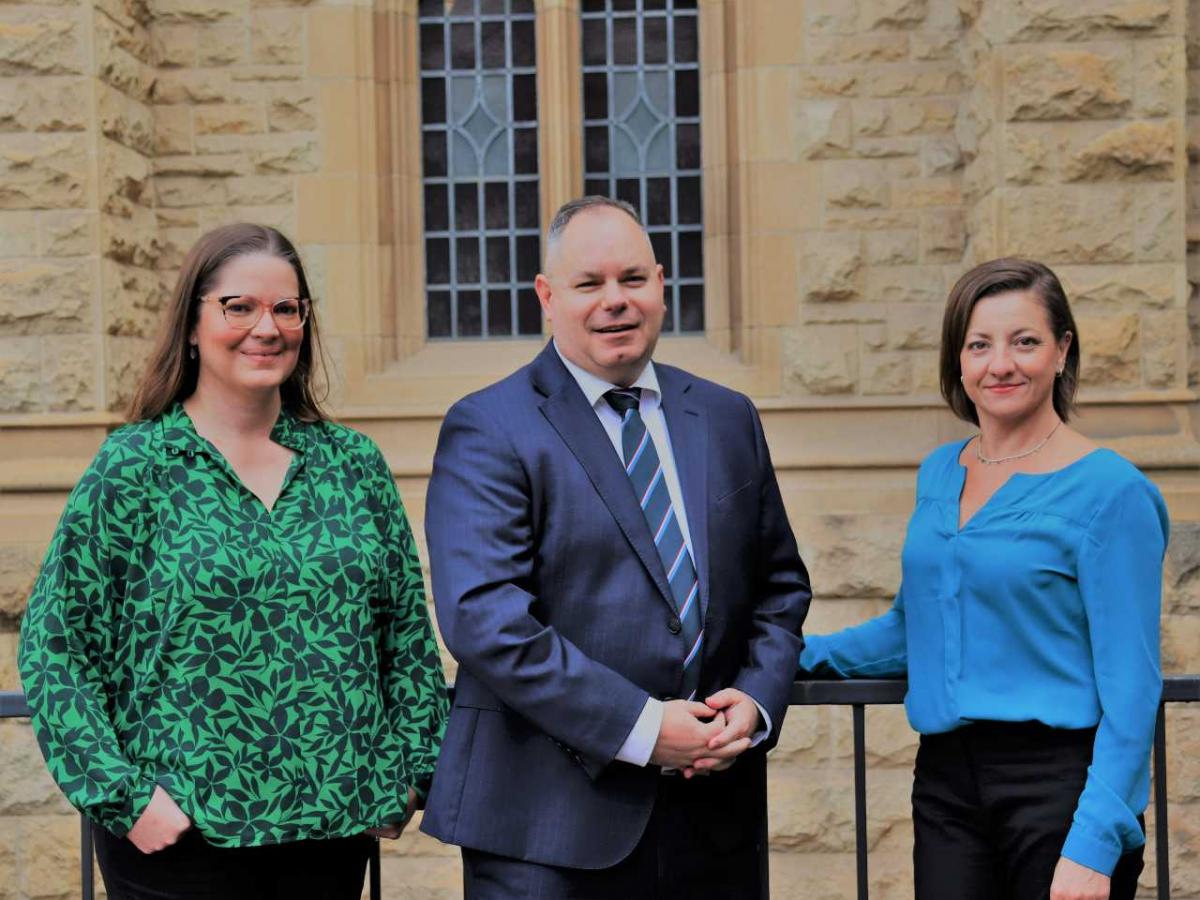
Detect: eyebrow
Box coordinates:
(966, 326, 1042, 338)
(573, 266, 648, 281)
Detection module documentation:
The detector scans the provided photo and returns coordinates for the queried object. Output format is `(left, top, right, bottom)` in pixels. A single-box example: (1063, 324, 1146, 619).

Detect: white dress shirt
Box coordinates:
(553, 346, 771, 767)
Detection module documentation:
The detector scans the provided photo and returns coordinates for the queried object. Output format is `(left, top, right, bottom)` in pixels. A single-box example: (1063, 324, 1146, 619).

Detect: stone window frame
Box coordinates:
(322, 0, 778, 412)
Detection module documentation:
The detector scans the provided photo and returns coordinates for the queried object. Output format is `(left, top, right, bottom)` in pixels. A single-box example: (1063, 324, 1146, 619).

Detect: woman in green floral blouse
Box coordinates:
(18, 223, 448, 899)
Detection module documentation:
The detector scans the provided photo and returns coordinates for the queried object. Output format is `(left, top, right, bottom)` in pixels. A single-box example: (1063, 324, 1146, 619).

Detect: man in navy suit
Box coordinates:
(421, 196, 811, 898)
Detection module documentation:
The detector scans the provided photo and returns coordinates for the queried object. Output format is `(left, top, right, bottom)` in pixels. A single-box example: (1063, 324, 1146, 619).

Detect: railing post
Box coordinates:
(1154, 702, 1168, 900)
(80, 816, 94, 900)
(853, 702, 868, 900)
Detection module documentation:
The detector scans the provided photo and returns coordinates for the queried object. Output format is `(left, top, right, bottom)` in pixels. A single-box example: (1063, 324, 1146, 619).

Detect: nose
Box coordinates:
(987, 345, 1016, 376)
(249, 305, 282, 338)
(600, 279, 628, 311)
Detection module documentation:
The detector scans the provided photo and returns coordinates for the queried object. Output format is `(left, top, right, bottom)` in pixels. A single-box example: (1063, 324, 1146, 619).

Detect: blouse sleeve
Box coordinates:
(17, 437, 159, 836)
(368, 447, 449, 805)
(798, 585, 908, 678)
(1062, 476, 1168, 875)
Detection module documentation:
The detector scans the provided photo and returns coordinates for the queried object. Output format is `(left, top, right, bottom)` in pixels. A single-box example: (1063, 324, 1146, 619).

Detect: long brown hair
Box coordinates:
(127, 223, 329, 423)
(939, 257, 1080, 426)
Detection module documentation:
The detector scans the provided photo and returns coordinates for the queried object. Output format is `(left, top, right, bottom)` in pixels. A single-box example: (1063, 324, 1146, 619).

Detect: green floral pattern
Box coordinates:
(18, 403, 447, 847)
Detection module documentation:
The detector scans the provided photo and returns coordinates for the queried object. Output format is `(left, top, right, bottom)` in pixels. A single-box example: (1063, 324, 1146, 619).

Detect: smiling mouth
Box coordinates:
(595, 324, 637, 334)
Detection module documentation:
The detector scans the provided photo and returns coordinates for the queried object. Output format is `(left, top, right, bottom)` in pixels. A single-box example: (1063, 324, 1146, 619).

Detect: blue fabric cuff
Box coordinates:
(1061, 823, 1124, 877)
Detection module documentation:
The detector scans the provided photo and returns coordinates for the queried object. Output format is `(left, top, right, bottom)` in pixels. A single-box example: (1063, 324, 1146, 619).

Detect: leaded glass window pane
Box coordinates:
(581, 0, 704, 334)
(420, 0, 542, 339)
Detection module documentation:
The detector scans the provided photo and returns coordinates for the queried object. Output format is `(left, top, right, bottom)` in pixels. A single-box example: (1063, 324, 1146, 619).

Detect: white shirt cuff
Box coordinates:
(748, 697, 771, 748)
(615, 697, 663, 766)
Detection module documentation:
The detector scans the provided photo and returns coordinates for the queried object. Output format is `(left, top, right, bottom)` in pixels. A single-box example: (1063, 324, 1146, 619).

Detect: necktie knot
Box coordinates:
(604, 388, 641, 417)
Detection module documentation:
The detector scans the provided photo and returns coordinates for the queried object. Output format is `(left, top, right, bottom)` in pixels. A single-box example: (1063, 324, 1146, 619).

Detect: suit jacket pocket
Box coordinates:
(452, 678, 506, 712)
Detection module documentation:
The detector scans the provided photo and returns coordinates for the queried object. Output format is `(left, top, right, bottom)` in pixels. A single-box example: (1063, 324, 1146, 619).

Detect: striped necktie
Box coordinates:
(604, 388, 703, 700)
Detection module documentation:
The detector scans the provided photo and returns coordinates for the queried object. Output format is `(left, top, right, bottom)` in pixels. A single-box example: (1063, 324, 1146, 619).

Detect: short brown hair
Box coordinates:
(940, 257, 1080, 425)
(127, 223, 329, 423)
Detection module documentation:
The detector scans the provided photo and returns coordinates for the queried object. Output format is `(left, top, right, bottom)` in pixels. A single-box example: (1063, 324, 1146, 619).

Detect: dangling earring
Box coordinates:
(189, 345, 197, 361)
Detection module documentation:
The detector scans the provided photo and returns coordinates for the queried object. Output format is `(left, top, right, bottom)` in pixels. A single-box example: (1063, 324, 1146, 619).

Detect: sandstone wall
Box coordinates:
(1, 0, 1198, 898)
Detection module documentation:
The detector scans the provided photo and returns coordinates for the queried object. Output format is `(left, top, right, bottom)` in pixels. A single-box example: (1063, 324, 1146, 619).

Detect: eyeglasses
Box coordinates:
(201, 295, 310, 330)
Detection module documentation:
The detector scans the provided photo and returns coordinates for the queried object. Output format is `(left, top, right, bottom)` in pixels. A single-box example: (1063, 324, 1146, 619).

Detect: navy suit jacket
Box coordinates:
(420, 342, 811, 869)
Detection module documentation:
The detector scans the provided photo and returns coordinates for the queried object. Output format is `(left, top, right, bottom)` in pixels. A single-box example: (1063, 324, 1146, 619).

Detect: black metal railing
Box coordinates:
(791, 676, 1200, 900)
(3, 677, 1198, 900)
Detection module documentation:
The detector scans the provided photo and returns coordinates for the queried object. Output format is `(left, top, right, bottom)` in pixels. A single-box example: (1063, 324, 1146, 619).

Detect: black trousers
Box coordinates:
(92, 824, 371, 900)
(462, 772, 768, 900)
(912, 721, 1144, 900)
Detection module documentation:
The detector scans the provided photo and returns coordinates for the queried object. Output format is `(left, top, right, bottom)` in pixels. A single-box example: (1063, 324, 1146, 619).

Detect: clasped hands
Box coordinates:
(649, 688, 759, 778)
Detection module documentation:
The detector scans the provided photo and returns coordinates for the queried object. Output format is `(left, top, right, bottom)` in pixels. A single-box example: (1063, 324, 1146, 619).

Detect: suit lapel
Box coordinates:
(658, 366, 710, 612)
(534, 346, 677, 613)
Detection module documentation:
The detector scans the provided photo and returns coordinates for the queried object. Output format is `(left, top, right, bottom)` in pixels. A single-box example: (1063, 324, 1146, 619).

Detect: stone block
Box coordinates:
(155, 153, 243, 178)
(826, 208, 920, 231)
(0, 337, 40, 412)
(1164, 522, 1200, 613)
(97, 39, 153, 103)
(153, 70, 260, 106)
(98, 83, 155, 156)
(156, 174, 229, 208)
(855, 136, 923, 159)
(15, 814, 80, 898)
(198, 22, 249, 66)
(1141, 308, 1186, 387)
(853, 100, 891, 138)
(1057, 263, 1178, 311)
(860, 0, 927, 30)
(0, 721, 71, 814)
(154, 106, 191, 155)
(801, 234, 864, 302)
(802, 302, 888, 325)
(798, 68, 860, 100)
(1003, 123, 1058, 185)
(892, 98, 958, 135)
(43, 333, 98, 411)
(102, 208, 160, 268)
(226, 175, 293, 206)
(0, 631, 17, 691)
(251, 10, 303, 65)
(1006, 0, 1171, 43)
(0, 259, 91, 336)
(1064, 120, 1176, 182)
(147, 0, 243, 23)
(862, 351, 913, 394)
(0, 543, 39, 620)
(0, 212, 36, 257)
(99, 139, 152, 211)
(105, 333, 153, 412)
(1077, 313, 1140, 386)
(0, 134, 88, 210)
(920, 208, 965, 261)
(1132, 181, 1181, 262)
(250, 136, 318, 173)
(809, 34, 910, 65)
(268, 85, 315, 132)
(194, 104, 265, 136)
(797, 512, 906, 597)
(824, 163, 890, 209)
(0, 13, 85, 76)
(1134, 38, 1182, 118)
(0, 77, 87, 133)
(910, 30, 957, 61)
(866, 263, 947, 304)
(805, 0, 860, 35)
(864, 63, 963, 98)
(892, 176, 960, 208)
(1001, 185, 1135, 263)
(888, 304, 941, 349)
(152, 23, 196, 67)
(1003, 45, 1132, 121)
(864, 230, 919, 266)
(799, 100, 853, 159)
(1162, 614, 1200, 670)
(102, 258, 164, 337)
(37, 210, 94, 257)
(783, 325, 859, 395)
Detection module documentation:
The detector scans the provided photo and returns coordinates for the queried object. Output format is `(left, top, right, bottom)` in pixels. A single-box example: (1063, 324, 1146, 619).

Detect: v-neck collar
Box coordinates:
(159, 402, 309, 457)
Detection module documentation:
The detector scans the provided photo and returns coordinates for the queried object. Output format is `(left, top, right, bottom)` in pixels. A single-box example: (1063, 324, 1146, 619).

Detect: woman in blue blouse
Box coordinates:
(800, 258, 1168, 900)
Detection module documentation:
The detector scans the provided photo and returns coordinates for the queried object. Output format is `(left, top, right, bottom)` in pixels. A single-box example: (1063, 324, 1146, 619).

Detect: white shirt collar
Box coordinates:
(553, 341, 661, 409)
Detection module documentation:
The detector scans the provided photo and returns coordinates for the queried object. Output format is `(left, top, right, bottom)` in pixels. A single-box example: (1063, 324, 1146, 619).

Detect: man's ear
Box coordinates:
(534, 273, 553, 322)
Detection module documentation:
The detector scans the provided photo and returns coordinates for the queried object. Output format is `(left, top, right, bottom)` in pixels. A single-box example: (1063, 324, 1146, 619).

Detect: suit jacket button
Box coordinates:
(668, 617, 682, 634)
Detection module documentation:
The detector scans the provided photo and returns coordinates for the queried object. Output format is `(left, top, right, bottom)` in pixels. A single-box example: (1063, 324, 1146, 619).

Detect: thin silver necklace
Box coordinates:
(975, 420, 1062, 466)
